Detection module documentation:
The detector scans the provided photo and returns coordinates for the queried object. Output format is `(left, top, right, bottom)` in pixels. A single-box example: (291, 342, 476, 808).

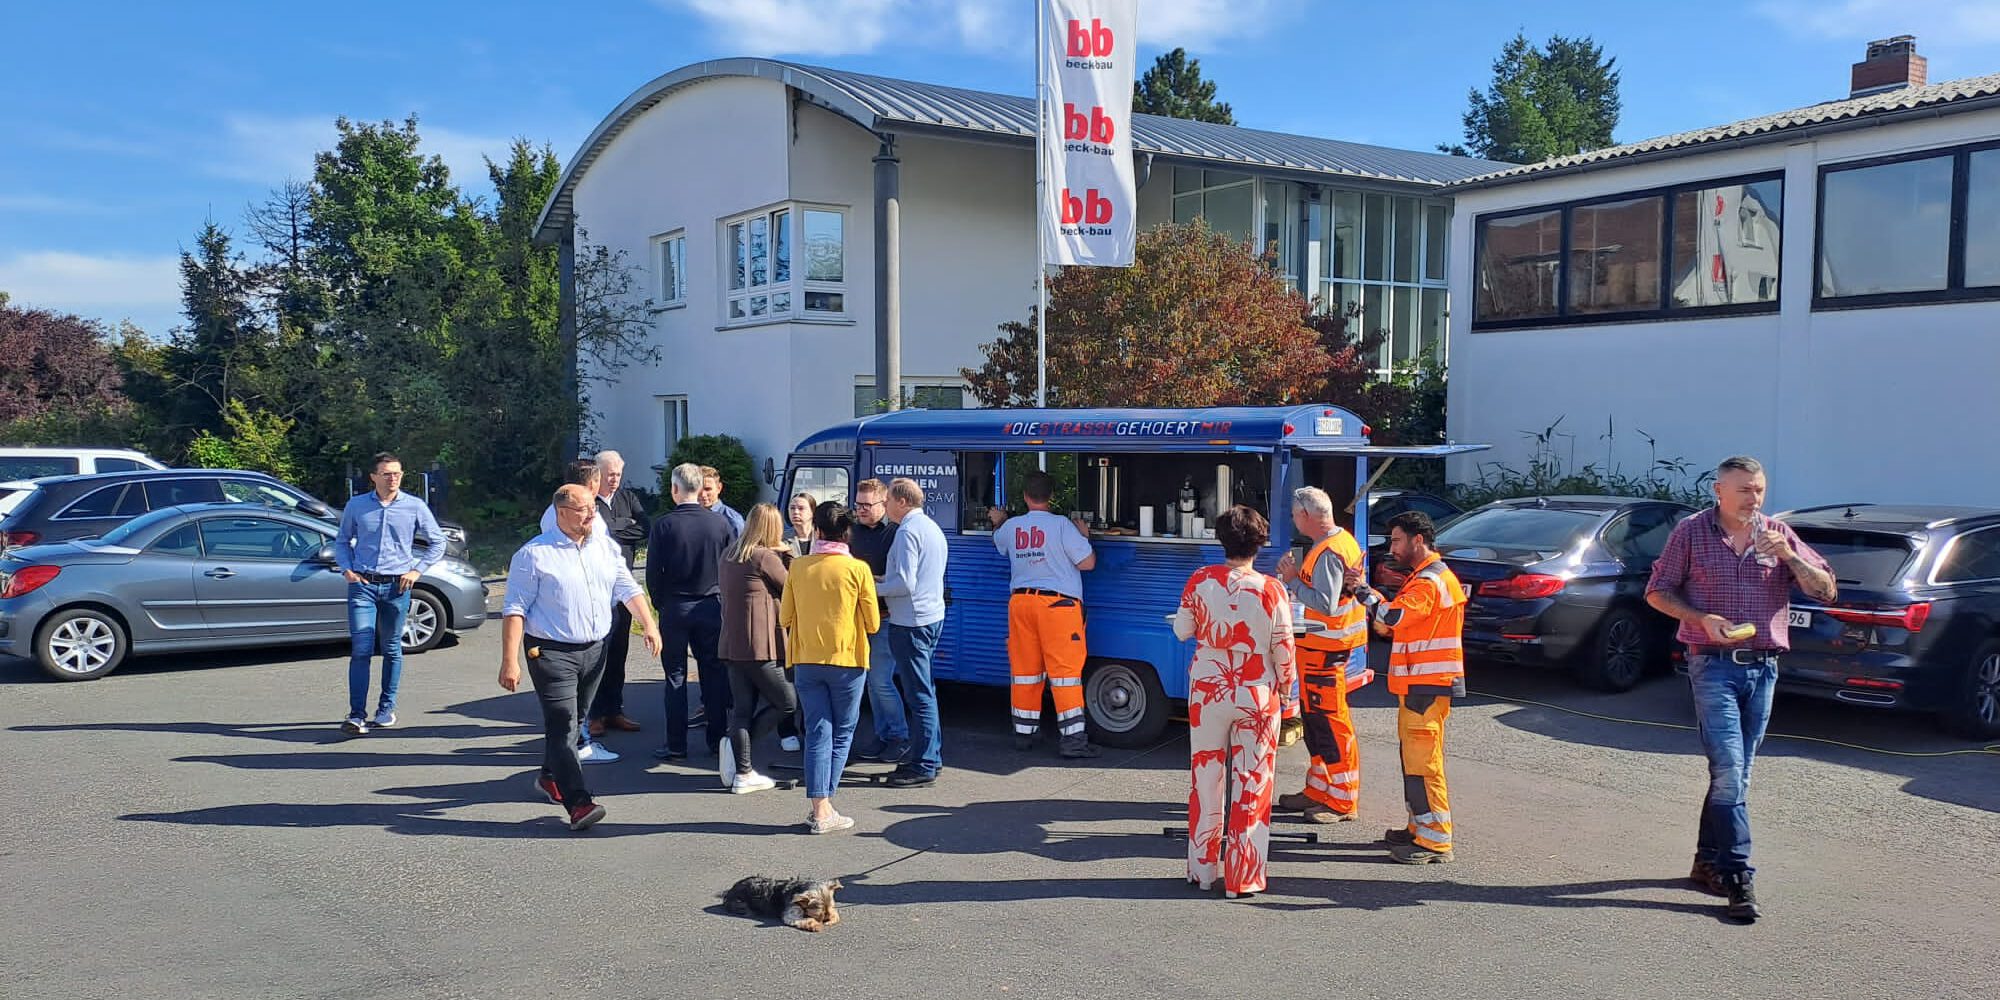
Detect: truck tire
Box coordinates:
(1083, 659, 1169, 748)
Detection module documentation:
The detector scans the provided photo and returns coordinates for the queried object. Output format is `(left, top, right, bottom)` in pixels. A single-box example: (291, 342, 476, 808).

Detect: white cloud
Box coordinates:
(0, 251, 183, 332)
(665, 0, 1291, 59)
(672, 0, 903, 57)
(208, 114, 516, 191)
(1755, 0, 2000, 45)
(1136, 0, 1295, 48)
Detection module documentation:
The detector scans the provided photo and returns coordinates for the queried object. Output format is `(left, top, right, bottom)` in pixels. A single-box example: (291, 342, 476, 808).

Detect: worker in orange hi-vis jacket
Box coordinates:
(1359, 509, 1466, 865)
(1275, 486, 1368, 825)
(987, 470, 1100, 759)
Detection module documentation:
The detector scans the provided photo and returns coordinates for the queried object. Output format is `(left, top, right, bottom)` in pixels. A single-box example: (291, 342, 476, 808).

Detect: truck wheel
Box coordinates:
(1083, 659, 1169, 748)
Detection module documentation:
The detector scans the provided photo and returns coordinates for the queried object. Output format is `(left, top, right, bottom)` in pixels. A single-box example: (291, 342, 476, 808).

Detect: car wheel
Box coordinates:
(1577, 608, 1649, 693)
(1942, 640, 2000, 740)
(1083, 659, 1169, 748)
(35, 607, 129, 681)
(401, 588, 447, 654)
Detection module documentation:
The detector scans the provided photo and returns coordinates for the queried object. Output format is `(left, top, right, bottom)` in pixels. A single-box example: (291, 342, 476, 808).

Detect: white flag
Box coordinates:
(1038, 0, 1137, 267)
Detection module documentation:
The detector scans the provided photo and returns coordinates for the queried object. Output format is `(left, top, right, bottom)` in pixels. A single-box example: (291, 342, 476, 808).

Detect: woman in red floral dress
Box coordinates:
(1172, 505, 1297, 897)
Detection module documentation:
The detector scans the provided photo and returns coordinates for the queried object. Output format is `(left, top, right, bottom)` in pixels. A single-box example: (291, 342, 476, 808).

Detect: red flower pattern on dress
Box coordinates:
(1180, 564, 1296, 894)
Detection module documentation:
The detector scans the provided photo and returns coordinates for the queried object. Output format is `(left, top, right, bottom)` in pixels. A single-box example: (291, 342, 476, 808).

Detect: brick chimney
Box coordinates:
(1851, 35, 1927, 98)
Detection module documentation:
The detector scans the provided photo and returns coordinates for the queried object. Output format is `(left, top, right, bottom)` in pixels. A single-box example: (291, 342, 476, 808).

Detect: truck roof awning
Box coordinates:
(1290, 443, 1490, 457)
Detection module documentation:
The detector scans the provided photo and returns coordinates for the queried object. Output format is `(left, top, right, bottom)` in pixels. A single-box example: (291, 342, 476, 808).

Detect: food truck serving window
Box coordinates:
(963, 449, 1271, 541)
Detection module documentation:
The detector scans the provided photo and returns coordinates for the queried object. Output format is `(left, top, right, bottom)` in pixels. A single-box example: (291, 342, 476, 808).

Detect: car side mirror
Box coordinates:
(313, 544, 339, 566)
(300, 499, 333, 518)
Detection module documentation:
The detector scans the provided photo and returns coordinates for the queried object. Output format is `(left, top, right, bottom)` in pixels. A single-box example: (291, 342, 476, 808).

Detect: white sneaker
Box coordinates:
(731, 770, 776, 794)
(780, 735, 801, 753)
(577, 741, 620, 764)
(342, 716, 369, 735)
(717, 736, 736, 788)
(371, 709, 396, 729)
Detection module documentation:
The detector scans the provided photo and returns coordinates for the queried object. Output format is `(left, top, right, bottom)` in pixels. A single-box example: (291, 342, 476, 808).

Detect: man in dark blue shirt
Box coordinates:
(333, 452, 444, 734)
(647, 462, 735, 761)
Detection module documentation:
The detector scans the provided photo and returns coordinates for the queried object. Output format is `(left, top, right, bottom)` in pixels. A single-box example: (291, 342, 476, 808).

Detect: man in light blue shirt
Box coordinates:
(333, 452, 445, 734)
(875, 477, 950, 787)
(500, 485, 662, 831)
(699, 466, 744, 538)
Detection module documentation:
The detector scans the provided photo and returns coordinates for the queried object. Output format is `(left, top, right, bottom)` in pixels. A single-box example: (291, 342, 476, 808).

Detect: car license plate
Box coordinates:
(1787, 609, 1812, 629)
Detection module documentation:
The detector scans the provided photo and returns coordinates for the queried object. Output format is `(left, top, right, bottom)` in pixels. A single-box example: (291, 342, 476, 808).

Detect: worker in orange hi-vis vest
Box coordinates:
(1359, 509, 1466, 864)
(987, 470, 1100, 759)
(1274, 486, 1368, 825)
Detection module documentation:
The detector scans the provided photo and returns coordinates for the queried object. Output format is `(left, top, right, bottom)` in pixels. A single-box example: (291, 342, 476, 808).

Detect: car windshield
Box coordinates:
(100, 506, 188, 547)
(1437, 507, 1599, 553)
(1789, 526, 1917, 586)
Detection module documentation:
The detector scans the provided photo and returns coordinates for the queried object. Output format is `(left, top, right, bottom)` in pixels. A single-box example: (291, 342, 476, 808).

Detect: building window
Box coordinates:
(1172, 167, 1255, 244)
(659, 395, 689, 456)
(1301, 188, 1452, 373)
(722, 204, 846, 324)
(1671, 180, 1783, 308)
(1568, 196, 1664, 315)
(1814, 140, 2000, 308)
(1474, 171, 1784, 330)
(1818, 155, 1952, 298)
(654, 231, 686, 307)
(1474, 208, 1562, 323)
(854, 380, 969, 417)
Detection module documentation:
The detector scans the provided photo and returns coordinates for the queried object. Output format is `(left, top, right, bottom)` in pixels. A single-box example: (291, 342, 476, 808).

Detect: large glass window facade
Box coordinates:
(1171, 168, 1255, 244)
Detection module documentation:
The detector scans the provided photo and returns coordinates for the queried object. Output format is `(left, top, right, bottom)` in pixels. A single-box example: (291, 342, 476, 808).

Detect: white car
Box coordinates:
(0, 448, 165, 480)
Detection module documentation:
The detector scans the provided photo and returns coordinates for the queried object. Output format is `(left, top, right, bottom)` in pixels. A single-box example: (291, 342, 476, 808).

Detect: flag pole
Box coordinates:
(1034, 0, 1048, 412)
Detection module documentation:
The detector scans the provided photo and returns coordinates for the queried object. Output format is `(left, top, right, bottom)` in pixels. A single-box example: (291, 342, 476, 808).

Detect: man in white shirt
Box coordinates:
(500, 485, 663, 831)
(989, 471, 1099, 758)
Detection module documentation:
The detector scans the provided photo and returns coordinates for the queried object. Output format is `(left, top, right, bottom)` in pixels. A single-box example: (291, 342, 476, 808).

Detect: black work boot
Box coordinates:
(1689, 857, 1726, 897)
(1058, 734, 1102, 759)
(1724, 872, 1761, 922)
(1012, 731, 1037, 752)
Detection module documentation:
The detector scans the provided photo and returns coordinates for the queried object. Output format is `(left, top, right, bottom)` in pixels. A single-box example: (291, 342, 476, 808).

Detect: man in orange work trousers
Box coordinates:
(1360, 510, 1466, 864)
(1275, 486, 1367, 824)
(989, 471, 1101, 758)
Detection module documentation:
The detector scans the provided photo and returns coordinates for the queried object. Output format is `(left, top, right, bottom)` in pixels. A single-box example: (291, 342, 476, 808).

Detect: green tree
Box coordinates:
(965, 221, 1331, 407)
(666, 435, 757, 516)
(1443, 33, 1621, 163)
(1133, 47, 1235, 124)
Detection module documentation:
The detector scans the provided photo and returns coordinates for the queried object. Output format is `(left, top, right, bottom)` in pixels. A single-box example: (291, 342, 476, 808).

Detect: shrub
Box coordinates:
(665, 434, 757, 515)
(1450, 415, 1713, 509)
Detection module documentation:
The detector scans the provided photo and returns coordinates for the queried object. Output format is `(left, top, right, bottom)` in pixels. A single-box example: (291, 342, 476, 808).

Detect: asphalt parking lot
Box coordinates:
(1, 624, 1993, 1000)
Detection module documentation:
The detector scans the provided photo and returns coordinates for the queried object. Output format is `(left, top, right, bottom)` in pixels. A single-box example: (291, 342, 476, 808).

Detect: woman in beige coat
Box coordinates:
(718, 503, 798, 793)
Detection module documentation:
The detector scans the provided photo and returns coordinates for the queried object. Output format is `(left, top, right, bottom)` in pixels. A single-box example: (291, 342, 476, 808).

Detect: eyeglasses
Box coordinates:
(855, 500, 886, 509)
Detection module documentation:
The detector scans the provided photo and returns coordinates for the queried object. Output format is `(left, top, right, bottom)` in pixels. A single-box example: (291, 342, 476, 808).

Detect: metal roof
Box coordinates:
(1445, 72, 2000, 193)
(535, 58, 1511, 243)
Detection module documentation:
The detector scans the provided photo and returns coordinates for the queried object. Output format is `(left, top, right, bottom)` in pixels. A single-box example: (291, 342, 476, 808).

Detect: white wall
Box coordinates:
(1446, 108, 2000, 509)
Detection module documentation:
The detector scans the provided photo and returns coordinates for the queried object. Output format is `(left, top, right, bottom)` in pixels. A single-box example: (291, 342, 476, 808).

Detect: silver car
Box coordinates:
(0, 503, 487, 680)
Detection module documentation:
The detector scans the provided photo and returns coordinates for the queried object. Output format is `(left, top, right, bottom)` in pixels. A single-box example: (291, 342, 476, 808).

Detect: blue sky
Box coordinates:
(4, 0, 1997, 339)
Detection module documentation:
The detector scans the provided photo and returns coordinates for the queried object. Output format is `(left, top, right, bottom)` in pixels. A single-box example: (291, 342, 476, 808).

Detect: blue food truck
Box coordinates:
(779, 405, 1484, 746)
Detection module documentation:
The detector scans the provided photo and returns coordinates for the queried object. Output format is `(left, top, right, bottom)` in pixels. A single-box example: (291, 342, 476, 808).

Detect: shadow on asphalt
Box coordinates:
(1459, 658, 2000, 815)
(837, 873, 1730, 920)
(0, 633, 461, 685)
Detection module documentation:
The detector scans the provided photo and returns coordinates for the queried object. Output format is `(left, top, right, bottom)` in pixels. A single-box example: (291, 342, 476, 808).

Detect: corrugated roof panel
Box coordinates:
(1447, 72, 2000, 190)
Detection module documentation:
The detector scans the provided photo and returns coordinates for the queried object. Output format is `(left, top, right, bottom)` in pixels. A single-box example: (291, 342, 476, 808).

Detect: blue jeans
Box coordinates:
(889, 621, 944, 776)
(794, 663, 866, 800)
(1688, 653, 1778, 876)
(863, 630, 908, 745)
(346, 581, 411, 719)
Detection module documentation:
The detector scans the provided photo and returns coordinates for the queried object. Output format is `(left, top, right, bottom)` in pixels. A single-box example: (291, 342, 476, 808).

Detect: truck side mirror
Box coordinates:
(763, 457, 776, 486)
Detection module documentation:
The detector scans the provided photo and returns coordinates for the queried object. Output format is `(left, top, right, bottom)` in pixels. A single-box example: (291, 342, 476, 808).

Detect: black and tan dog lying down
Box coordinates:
(723, 876, 844, 931)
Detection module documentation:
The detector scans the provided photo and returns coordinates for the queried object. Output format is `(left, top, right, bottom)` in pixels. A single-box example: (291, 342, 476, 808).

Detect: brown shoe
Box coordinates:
(607, 714, 642, 732)
(1276, 792, 1315, 812)
(1277, 717, 1305, 747)
(587, 718, 607, 738)
(1302, 805, 1356, 824)
(1689, 857, 1728, 897)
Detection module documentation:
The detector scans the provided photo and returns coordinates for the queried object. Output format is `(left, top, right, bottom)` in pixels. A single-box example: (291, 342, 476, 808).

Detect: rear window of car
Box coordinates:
(1789, 527, 1918, 586)
(0, 487, 35, 518)
(0, 456, 79, 479)
(1437, 507, 1599, 552)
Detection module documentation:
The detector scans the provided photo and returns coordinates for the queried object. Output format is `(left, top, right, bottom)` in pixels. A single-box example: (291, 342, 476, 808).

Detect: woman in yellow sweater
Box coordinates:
(778, 501, 880, 834)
